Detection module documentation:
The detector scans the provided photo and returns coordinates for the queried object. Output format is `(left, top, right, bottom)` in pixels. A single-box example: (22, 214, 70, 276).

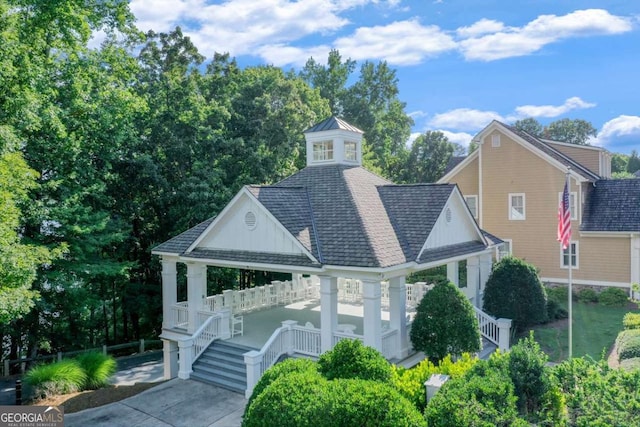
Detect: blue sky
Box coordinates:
(129, 0, 640, 154)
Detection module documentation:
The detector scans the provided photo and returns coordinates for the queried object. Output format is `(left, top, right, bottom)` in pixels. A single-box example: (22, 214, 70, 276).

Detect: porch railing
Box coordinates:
(171, 302, 189, 329)
(192, 311, 223, 362)
(473, 307, 512, 351)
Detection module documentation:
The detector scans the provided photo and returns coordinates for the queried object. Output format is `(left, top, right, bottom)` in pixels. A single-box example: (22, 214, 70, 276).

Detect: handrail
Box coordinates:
(191, 312, 222, 362)
(253, 325, 289, 376)
(474, 306, 500, 345)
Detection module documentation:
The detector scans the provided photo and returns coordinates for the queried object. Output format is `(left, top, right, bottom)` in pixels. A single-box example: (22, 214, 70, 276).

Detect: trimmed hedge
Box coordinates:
(616, 329, 640, 361)
(318, 338, 392, 383)
(577, 288, 598, 303)
(623, 312, 640, 330)
(599, 287, 628, 307)
(619, 357, 640, 372)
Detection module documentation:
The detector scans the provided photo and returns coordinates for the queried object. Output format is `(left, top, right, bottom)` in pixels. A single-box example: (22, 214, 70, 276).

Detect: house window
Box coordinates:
(508, 193, 526, 220)
(491, 134, 501, 147)
(558, 191, 578, 221)
(313, 141, 333, 161)
(464, 195, 478, 219)
(344, 141, 357, 162)
(561, 241, 579, 269)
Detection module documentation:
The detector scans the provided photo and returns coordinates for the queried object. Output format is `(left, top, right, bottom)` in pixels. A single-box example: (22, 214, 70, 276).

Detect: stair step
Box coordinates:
(198, 352, 246, 367)
(193, 360, 246, 375)
(190, 339, 257, 393)
(192, 366, 246, 386)
(190, 371, 246, 394)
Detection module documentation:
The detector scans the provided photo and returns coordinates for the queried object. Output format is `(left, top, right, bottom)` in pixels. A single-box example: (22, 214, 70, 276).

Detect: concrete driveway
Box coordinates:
(65, 379, 246, 427)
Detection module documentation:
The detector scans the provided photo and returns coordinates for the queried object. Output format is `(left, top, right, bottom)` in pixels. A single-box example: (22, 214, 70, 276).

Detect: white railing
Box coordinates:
(474, 306, 499, 345)
(171, 302, 189, 329)
(290, 325, 321, 356)
(332, 331, 364, 347)
(192, 312, 223, 362)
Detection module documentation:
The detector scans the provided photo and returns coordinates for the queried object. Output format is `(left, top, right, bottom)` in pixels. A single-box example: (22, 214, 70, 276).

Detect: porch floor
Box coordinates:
(226, 298, 396, 349)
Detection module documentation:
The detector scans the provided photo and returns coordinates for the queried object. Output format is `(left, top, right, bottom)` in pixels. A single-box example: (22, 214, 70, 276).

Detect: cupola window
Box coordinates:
(344, 141, 357, 162)
(313, 141, 333, 161)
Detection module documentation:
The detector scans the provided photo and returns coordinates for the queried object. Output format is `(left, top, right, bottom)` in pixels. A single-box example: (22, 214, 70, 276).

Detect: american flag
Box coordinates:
(557, 179, 571, 250)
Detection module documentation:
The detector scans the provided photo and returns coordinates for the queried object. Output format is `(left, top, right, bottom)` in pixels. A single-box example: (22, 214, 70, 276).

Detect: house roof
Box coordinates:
(443, 156, 467, 176)
(153, 164, 490, 269)
(304, 116, 363, 134)
(634, 170, 640, 178)
(581, 179, 640, 232)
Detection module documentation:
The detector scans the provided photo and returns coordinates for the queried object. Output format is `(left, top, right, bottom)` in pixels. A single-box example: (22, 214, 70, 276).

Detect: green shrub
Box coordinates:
(619, 357, 640, 372)
(318, 338, 392, 383)
(483, 257, 548, 331)
(507, 333, 565, 424)
(545, 285, 568, 304)
(577, 288, 598, 303)
(616, 329, 640, 361)
(410, 280, 480, 362)
(546, 299, 568, 321)
(24, 359, 87, 399)
(246, 358, 318, 412)
(623, 312, 640, 330)
(392, 353, 477, 411)
(425, 360, 524, 427)
(598, 287, 628, 307)
(76, 352, 116, 389)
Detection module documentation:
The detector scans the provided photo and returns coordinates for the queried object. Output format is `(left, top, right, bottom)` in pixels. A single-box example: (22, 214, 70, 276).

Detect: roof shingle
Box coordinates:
(581, 179, 640, 232)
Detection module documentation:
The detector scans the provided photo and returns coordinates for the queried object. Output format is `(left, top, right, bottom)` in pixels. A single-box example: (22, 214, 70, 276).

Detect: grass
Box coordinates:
(76, 352, 117, 389)
(24, 359, 87, 398)
(523, 300, 640, 362)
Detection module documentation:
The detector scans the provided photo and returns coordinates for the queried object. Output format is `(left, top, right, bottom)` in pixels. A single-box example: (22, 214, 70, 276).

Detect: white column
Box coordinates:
(479, 253, 492, 305)
(187, 263, 207, 333)
(389, 276, 408, 359)
(631, 236, 640, 300)
(244, 350, 263, 399)
(497, 318, 512, 351)
(162, 339, 178, 379)
(466, 256, 480, 306)
(320, 276, 338, 353)
(161, 258, 178, 329)
(362, 279, 382, 352)
(446, 261, 459, 287)
(178, 338, 193, 379)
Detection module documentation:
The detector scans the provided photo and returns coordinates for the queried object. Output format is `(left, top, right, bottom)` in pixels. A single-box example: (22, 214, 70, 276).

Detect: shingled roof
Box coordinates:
(304, 116, 363, 134)
(581, 179, 640, 232)
(153, 217, 215, 254)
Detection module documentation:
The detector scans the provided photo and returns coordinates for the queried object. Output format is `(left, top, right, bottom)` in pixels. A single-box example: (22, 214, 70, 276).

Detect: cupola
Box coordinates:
(304, 117, 364, 167)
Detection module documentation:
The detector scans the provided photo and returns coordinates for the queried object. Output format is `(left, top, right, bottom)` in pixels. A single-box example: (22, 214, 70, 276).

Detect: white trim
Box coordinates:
(437, 149, 479, 184)
(464, 194, 478, 219)
(498, 239, 513, 260)
(186, 187, 318, 263)
(542, 139, 606, 152)
(631, 235, 640, 285)
(541, 277, 630, 289)
(178, 255, 325, 274)
(508, 193, 526, 221)
(560, 241, 579, 269)
(579, 231, 636, 238)
(557, 191, 578, 221)
(478, 142, 483, 228)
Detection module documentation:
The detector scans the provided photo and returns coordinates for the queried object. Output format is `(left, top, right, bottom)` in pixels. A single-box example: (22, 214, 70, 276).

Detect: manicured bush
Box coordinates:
(425, 360, 525, 427)
(622, 312, 640, 330)
(317, 338, 392, 383)
(577, 288, 598, 303)
(392, 353, 477, 411)
(619, 357, 640, 371)
(598, 287, 628, 307)
(410, 280, 480, 362)
(24, 359, 87, 400)
(76, 351, 116, 389)
(246, 358, 318, 412)
(545, 285, 568, 304)
(616, 329, 640, 361)
(546, 299, 568, 321)
(483, 257, 547, 331)
(507, 333, 565, 424)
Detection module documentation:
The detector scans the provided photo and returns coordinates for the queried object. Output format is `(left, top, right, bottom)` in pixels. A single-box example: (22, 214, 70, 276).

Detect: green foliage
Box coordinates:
(577, 288, 598, 303)
(611, 153, 629, 174)
(623, 312, 640, 330)
(24, 360, 87, 399)
(403, 130, 455, 183)
(627, 149, 640, 174)
(392, 353, 477, 411)
(410, 280, 480, 362)
(513, 117, 597, 145)
(246, 358, 318, 413)
(317, 339, 392, 383)
(619, 357, 640, 371)
(545, 285, 568, 303)
(425, 360, 523, 427)
(616, 329, 640, 361)
(546, 299, 568, 321)
(553, 357, 640, 426)
(243, 371, 425, 427)
(75, 352, 116, 389)
(598, 287, 628, 307)
(483, 257, 548, 331)
(507, 333, 565, 424)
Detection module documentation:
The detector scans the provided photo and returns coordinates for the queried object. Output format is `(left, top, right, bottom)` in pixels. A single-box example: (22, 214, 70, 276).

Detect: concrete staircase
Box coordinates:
(477, 338, 498, 360)
(191, 340, 256, 394)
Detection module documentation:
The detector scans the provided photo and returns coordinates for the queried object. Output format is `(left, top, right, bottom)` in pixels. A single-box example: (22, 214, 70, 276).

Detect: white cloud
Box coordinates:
(428, 108, 505, 131)
(514, 96, 596, 118)
(458, 9, 632, 61)
(333, 19, 456, 65)
(408, 110, 428, 119)
(256, 44, 333, 67)
(456, 18, 505, 38)
(596, 115, 640, 144)
(438, 130, 474, 148)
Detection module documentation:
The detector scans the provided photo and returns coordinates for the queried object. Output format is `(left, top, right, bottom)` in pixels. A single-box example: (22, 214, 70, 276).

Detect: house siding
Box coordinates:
(571, 236, 631, 284)
(447, 156, 479, 197)
(545, 142, 601, 176)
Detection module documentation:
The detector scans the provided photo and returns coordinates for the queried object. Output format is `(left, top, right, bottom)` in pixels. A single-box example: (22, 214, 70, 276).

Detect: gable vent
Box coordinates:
(445, 207, 452, 223)
(244, 211, 257, 229)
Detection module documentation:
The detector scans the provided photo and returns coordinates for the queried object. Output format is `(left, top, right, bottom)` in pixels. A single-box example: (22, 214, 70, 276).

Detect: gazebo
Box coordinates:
(153, 117, 510, 397)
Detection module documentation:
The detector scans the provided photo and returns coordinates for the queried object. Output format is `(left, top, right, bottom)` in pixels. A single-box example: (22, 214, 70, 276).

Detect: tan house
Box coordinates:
(438, 120, 640, 291)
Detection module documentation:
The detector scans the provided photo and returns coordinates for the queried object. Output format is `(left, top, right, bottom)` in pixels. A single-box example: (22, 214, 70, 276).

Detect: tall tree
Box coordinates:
(513, 117, 597, 145)
(299, 49, 355, 116)
(611, 153, 629, 174)
(627, 150, 640, 174)
(404, 131, 455, 183)
(514, 118, 544, 137)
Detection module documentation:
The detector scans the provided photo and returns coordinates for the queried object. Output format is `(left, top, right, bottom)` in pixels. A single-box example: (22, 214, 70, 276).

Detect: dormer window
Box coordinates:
(344, 141, 357, 162)
(313, 140, 333, 161)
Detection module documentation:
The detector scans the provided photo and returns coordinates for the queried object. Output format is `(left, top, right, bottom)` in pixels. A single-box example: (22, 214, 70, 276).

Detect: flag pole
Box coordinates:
(566, 169, 572, 359)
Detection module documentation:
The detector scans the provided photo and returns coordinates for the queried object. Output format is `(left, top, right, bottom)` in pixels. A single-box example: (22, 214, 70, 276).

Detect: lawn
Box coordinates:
(523, 301, 640, 362)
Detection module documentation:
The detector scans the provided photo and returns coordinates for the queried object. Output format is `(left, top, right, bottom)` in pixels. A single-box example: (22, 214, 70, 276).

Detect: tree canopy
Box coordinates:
(513, 117, 597, 145)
